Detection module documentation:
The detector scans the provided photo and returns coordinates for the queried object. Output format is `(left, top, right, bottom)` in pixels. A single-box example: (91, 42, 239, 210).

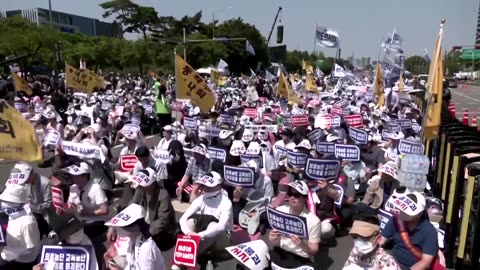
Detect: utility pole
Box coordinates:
(48, 0, 53, 28)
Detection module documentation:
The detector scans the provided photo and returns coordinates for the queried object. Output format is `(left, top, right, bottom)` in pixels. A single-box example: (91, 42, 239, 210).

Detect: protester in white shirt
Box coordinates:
(156, 125, 174, 150)
(268, 181, 321, 269)
(176, 172, 233, 270)
(104, 204, 166, 270)
(0, 184, 40, 269)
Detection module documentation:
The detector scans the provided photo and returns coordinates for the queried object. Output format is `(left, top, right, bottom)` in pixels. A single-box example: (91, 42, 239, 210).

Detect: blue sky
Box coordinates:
(2, 0, 478, 58)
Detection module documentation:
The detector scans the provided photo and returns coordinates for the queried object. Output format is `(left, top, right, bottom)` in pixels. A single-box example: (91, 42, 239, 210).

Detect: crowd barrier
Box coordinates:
(426, 106, 480, 269)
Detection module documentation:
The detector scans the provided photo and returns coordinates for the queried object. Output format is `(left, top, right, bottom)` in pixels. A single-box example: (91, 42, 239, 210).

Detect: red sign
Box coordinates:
(172, 102, 183, 111)
(244, 108, 257, 119)
(315, 115, 332, 129)
(172, 234, 201, 268)
(331, 106, 343, 116)
(291, 115, 309, 127)
(344, 114, 364, 128)
(120, 155, 138, 172)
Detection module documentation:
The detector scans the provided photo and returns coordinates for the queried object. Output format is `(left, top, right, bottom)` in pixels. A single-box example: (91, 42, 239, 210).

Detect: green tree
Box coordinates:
(405, 55, 428, 75)
(445, 50, 462, 75)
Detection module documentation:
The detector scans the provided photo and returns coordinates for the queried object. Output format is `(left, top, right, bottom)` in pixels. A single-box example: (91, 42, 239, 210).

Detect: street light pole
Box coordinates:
(212, 12, 215, 39)
(48, 0, 53, 27)
(183, 28, 187, 61)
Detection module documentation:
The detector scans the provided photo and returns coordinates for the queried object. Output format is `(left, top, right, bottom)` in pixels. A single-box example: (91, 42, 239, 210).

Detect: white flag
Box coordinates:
(250, 68, 256, 77)
(217, 59, 229, 73)
(333, 64, 345, 78)
(266, 70, 274, 81)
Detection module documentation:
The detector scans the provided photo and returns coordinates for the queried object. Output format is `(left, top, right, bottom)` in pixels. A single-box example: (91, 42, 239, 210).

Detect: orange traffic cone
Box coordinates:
(463, 110, 469, 125)
(472, 115, 478, 128)
(448, 102, 456, 117)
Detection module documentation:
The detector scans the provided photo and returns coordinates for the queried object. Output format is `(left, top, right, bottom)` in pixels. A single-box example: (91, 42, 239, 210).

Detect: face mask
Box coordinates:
(204, 190, 221, 199)
(353, 238, 376, 255)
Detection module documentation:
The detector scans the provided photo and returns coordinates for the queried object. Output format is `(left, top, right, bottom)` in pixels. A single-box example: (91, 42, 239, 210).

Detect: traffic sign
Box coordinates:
(460, 49, 480, 60)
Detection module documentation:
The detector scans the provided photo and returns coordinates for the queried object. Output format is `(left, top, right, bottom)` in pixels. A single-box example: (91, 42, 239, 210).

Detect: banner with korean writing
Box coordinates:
(120, 155, 138, 172)
(275, 145, 288, 157)
(208, 147, 226, 162)
(198, 126, 220, 137)
(334, 144, 360, 161)
(175, 54, 216, 112)
(344, 114, 363, 128)
(396, 119, 412, 129)
(210, 69, 227, 86)
(0, 100, 41, 162)
(381, 130, 394, 140)
(40, 245, 91, 270)
(172, 235, 201, 269)
(287, 151, 308, 168)
(331, 106, 343, 116)
(245, 125, 278, 133)
(385, 122, 401, 133)
(224, 165, 255, 187)
(314, 115, 332, 129)
(398, 139, 424, 155)
(240, 154, 263, 168)
(65, 64, 104, 94)
(183, 117, 197, 130)
(219, 114, 235, 126)
(267, 206, 308, 239)
(306, 129, 323, 142)
(153, 149, 170, 164)
(332, 115, 341, 127)
(43, 130, 61, 147)
(316, 142, 335, 154)
(291, 115, 309, 127)
(305, 158, 340, 180)
(349, 127, 368, 144)
(243, 108, 258, 119)
(61, 141, 105, 162)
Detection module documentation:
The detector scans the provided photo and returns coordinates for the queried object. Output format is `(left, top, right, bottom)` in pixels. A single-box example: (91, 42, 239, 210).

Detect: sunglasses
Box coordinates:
(287, 190, 303, 198)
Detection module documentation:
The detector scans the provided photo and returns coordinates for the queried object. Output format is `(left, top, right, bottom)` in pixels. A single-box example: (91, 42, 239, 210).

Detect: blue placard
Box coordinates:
(334, 144, 360, 161)
(207, 147, 226, 162)
(224, 165, 255, 187)
(398, 139, 424, 155)
(282, 115, 292, 127)
(267, 206, 308, 239)
(240, 154, 263, 168)
(316, 142, 335, 154)
(332, 115, 341, 127)
(275, 145, 288, 156)
(40, 245, 91, 270)
(381, 130, 393, 140)
(379, 209, 394, 231)
(342, 108, 351, 116)
(219, 114, 235, 126)
(385, 122, 401, 133)
(184, 117, 197, 130)
(305, 158, 340, 179)
(396, 119, 412, 129)
(349, 127, 368, 144)
(287, 151, 308, 168)
(306, 129, 322, 142)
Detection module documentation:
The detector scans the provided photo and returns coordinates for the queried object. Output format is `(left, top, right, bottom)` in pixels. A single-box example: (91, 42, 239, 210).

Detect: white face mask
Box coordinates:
(353, 238, 376, 255)
(203, 190, 221, 199)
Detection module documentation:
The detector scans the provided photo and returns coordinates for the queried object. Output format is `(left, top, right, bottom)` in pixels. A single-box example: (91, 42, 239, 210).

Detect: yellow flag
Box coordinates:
(11, 73, 33, 96)
(277, 72, 290, 98)
(306, 65, 314, 74)
(65, 64, 104, 94)
(424, 51, 444, 141)
(306, 74, 318, 93)
(174, 54, 216, 113)
(374, 63, 385, 107)
(210, 69, 227, 86)
(0, 100, 41, 162)
(289, 74, 295, 83)
(398, 73, 404, 92)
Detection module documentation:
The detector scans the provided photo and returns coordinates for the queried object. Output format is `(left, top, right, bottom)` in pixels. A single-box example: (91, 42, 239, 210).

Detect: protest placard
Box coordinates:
(398, 139, 424, 155)
(266, 206, 308, 239)
(334, 144, 360, 161)
(207, 147, 226, 162)
(306, 129, 323, 142)
(40, 245, 91, 270)
(291, 115, 309, 127)
(224, 165, 255, 187)
(316, 142, 335, 154)
(172, 235, 201, 268)
(287, 151, 308, 168)
(244, 108, 257, 119)
(305, 158, 340, 179)
(349, 127, 368, 144)
(396, 119, 412, 129)
(120, 155, 138, 172)
(314, 115, 332, 129)
(183, 117, 197, 130)
(240, 154, 263, 168)
(219, 114, 235, 126)
(344, 114, 363, 128)
(332, 115, 341, 127)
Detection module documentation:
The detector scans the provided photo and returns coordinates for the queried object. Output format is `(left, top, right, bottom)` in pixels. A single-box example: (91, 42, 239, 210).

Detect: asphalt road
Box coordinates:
(451, 83, 480, 124)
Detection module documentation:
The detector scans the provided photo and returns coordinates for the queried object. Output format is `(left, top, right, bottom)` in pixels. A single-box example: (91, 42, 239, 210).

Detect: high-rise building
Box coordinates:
(2, 8, 122, 38)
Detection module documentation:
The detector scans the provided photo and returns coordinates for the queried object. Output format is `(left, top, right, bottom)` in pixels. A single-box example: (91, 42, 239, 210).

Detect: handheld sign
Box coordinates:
(291, 115, 309, 127)
(282, 115, 292, 127)
(275, 145, 288, 156)
(287, 151, 308, 168)
(334, 144, 360, 161)
(153, 149, 170, 164)
(344, 114, 363, 128)
(332, 115, 341, 128)
(305, 158, 340, 180)
(172, 234, 201, 269)
(314, 115, 332, 129)
(396, 119, 412, 129)
(240, 154, 263, 168)
(43, 131, 61, 147)
(120, 155, 138, 172)
(398, 139, 425, 155)
(266, 206, 308, 239)
(316, 142, 335, 154)
(412, 122, 420, 133)
(224, 165, 255, 187)
(342, 107, 351, 116)
(381, 130, 394, 140)
(183, 117, 197, 130)
(207, 147, 227, 162)
(379, 208, 394, 231)
(385, 122, 401, 133)
(219, 114, 235, 126)
(40, 245, 91, 270)
(244, 108, 257, 119)
(262, 112, 275, 123)
(122, 124, 140, 135)
(349, 127, 368, 144)
(199, 126, 220, 138)
(306, 129, 323, 142)
(331, 106, 343, 116)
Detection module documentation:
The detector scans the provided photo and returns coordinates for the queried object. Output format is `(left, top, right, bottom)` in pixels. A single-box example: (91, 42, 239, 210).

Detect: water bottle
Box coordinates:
(206, 260, 214, 270)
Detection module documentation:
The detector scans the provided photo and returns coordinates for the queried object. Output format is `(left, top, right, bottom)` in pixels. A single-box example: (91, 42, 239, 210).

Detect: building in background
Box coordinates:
(2, 8, 122, 38)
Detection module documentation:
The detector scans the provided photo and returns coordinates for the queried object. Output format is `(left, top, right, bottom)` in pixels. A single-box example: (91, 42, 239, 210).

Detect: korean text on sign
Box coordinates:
(398, 139, 424, 155)
(334, 144, 360, 161)
(223, 165, 255, 187)
(40, 245, 90, 270)
(287, 151, 308, 168)
(305, 158, 340, 180)
(207, 147, 226, 162)
(266, 206, 308, 239)
(316, 142, 335, 154)
(172, 235, 201, 268)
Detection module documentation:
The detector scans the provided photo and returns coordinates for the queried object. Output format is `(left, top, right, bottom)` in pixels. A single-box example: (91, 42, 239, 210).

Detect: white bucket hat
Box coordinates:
(7, 162, 33, 185)
(0, 184, 29, 204)
(378, 161, 398, 178)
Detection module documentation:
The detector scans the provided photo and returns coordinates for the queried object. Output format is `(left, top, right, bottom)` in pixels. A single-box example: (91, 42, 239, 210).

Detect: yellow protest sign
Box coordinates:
(0, 100, 41, 162)
(210, 69, 227, 86)
(11, 73, 33, 96)
(65, 64, 105, 94)
(175, 54, 216, 113)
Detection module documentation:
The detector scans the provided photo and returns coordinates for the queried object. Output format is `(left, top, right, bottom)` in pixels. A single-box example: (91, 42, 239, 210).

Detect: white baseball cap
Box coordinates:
(126, 168, 156, 188)
(7, 162, 33, 185)
(392, 192, 426, 217)
(63, 162, 90, 176)
(105, 203, 145, 227)
(196, 171, 222, 187)
(0, 184, 29, 204)
(288, 180, 309, 196)
(378, 161, 398, 178)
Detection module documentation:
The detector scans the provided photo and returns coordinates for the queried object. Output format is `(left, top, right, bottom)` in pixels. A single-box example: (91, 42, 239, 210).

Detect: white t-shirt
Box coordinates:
(136, 238, 166, 270)
(276, 205, 321, 258)
(119, 145, 138, 156)
(156, 137, 173, 151)
(2, 214, 40, 263)
(79, 181, 110, 223)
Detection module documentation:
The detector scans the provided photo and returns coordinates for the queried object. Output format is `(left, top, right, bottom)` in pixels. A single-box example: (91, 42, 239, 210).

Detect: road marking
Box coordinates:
(452, 91, 480, 102)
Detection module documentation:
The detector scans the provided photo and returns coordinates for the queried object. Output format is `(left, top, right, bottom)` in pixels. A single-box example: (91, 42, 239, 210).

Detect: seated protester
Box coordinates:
(304, 177, 337, 240)
(343, 215, 401, 270)
(357, 161, 399, 216)
(104, 204, 166, 270)
(176, 172, 233, 269)
(380, 192, 444, 270)
(360, 135, 385, 172)
(176, 144, 211, 203)
(8, 162, 52, 237)
(0, 185, 40, 269)
(268, 181, 320, 268)
(272, 129, 296, 163)
(113, 127, 141, 184)
(115, 168, 177, 252)
(63, 162, 110, 265)
(156, 125, 174, 150)
(165, 140, 188, 197)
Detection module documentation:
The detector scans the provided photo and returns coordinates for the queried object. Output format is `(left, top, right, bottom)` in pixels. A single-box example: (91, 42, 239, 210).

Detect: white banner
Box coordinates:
(61, 141, 106, 162)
